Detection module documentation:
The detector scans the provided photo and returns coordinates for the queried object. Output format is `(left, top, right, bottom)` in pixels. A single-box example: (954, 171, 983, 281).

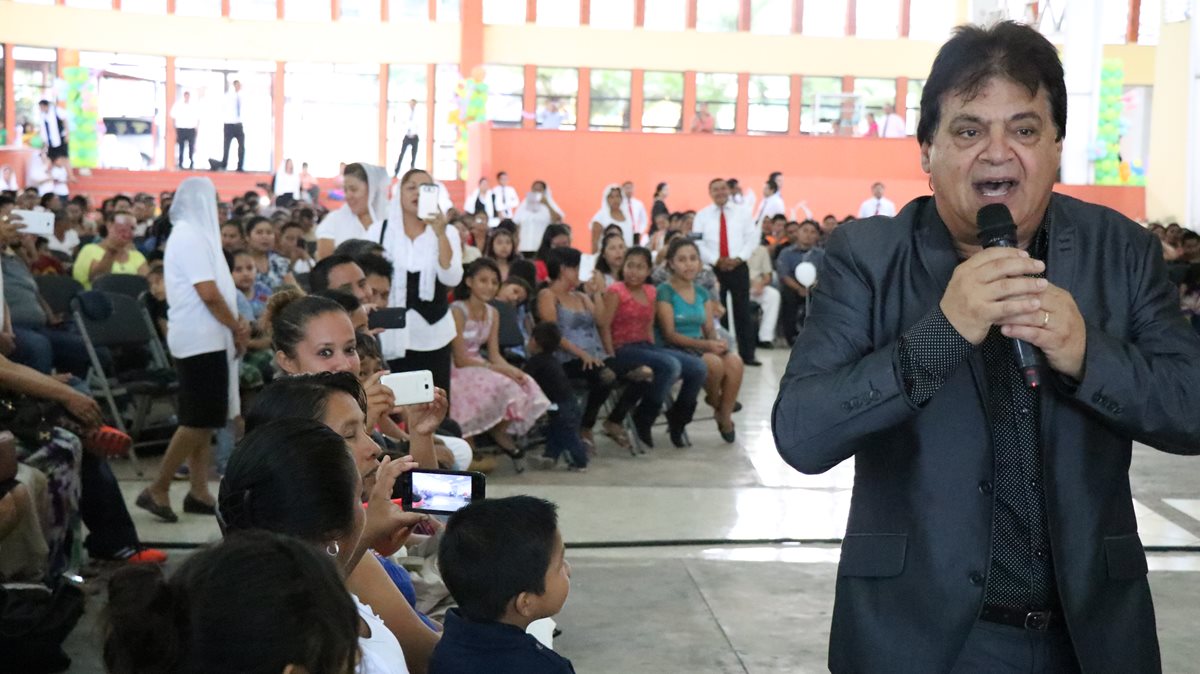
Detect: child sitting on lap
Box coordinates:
(432, 496, 575, 674)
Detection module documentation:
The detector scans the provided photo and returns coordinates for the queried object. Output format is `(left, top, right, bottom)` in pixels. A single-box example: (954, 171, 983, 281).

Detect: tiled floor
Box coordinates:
(67, 348, 1200, 672)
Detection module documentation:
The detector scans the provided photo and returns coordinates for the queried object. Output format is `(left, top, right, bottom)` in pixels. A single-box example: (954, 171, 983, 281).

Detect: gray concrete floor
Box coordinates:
(59, 348, 1200, 672)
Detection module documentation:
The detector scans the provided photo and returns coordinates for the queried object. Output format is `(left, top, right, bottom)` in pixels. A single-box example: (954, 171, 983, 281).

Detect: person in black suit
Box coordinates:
(773, 21, 1200, 674)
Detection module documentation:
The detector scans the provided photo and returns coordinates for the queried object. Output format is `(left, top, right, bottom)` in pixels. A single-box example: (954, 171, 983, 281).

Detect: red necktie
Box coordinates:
(874, 201, 880, 216)
(719, 208, 729, 259)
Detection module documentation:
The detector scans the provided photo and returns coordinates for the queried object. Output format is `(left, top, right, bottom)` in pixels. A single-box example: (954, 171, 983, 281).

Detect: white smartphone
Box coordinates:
(380, 370, 436, 406)
(11, 209, 55, 238)
(418, 184, 440, 220)
(578, 253, 598, 282)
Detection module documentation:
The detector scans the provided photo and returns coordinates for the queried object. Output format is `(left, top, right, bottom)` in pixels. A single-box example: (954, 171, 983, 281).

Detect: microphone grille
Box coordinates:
(976, 203, 1016, 245)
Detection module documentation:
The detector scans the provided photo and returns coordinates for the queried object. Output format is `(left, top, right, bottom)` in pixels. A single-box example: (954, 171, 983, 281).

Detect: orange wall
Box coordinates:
(480, 127, 1145, 250)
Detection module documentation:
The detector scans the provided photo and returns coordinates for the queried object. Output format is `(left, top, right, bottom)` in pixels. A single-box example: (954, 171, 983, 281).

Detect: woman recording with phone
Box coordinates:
(380, 170, 463, 398)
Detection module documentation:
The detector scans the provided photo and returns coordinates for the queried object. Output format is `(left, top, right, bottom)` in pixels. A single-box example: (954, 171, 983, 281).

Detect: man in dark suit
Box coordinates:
(773, 22, 1200, 674)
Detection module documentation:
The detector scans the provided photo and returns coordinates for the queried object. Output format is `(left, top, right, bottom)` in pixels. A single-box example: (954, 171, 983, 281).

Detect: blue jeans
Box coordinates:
(11, 323, 94, 378)
(543, 398, 588, 468)
(611, 342, 705, 426)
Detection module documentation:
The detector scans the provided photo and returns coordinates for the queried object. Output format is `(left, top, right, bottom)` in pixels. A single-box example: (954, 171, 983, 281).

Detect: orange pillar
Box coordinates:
(1127, 0, 1141, 43)
(576, 67, 591, 131)
(277, 0, 285, 20)
(378, 65, 389, 167)
(380, 0, 387, 20)
(629, 69, 644, 132)
(526, 0, 536, 22)
(842, 76, 854, 94)
(793, 0, 803, 33)
(739, 0, 751, 31)
(425, 63, 436, 170)
(460, 0, 484, 76)
(165, 57, 177, 169)
(222, 0, 230, 17)
(429, 0, 437, 20)
(846, 0, 855, 36)
(789, 74, 802, 135)
(895, 76, 908, 124)
(899, 0, 910, 37)
(686, 0, 697, 29)
(273, 63, 285, 171)
(735, 73, 749, 134)
(166, 0, 175, 13)
(634, 0, 644, 27)
(580, 0, 589, 25)
(522, 65, 537, 129)
(4, 48, 14, 145)
(113, 0, 121, 9)
(682, 71, 697, 132)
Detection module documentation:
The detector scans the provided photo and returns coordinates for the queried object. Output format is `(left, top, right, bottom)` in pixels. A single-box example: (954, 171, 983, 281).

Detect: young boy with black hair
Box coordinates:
(523, 322, 588, 470)
(432, 496, 575, 674)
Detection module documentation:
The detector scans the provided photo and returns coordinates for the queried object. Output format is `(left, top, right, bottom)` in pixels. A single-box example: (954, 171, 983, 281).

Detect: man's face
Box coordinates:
(1183, 237, 1200, 261)
(821, 216, 837, 233)
(622, 182, 634, 198)
(329, 262, 372, 305)
(498, 173, 509, 186)
(872, 184, 885, 199)
(709, 180, 730, 207)
(366, 273, 390, 307)
(921, 76, 1062, 249)
(796, 224, 820, 249)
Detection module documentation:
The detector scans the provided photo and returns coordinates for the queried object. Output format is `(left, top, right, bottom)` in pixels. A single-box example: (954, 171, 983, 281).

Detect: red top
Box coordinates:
(607, 282, 656, 349)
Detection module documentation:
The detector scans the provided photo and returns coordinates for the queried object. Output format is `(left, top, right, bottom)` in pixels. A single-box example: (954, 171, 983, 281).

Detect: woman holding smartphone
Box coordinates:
(379, 169, 463, 398)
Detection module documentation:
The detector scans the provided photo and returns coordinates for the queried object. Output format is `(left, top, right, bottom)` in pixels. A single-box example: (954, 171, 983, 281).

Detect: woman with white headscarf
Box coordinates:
(272, 158, 302, 202)
(513, 179, 563, 256)
(589, 183, 632, 250)
(314, 163, 389, 260)
(379, 168, 463, 397)
(137, 177, 248, 523)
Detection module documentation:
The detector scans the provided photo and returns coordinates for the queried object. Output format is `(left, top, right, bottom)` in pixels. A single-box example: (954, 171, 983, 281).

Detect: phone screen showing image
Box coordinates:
(406, 471, 480, 514)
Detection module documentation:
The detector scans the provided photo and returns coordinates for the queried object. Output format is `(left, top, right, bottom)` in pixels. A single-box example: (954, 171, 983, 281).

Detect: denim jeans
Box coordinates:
(610, 342, 705, 426)
(11, 323, 94, 378)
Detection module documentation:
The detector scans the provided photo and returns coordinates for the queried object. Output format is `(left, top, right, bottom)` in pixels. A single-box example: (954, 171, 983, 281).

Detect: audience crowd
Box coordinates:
(0, 162, 1194, 673)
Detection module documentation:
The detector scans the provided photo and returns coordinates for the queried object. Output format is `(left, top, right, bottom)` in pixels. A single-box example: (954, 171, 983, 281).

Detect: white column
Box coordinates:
(1189, 3, 1199, 228)
(1060, 0, 1105, 185)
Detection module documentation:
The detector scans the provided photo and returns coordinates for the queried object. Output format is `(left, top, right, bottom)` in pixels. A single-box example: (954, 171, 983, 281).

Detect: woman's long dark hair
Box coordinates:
(535, 224, 572, 261)
(483, 227, 522, 263)
(594, 232, 625, 278)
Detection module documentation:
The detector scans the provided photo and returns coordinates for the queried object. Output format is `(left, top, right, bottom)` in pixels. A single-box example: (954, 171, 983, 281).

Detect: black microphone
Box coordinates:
(976, 203, 1044, 389)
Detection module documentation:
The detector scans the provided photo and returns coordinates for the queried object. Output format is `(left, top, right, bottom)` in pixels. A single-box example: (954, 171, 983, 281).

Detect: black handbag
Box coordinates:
(0, 395, 58, 449)
(0, 580, 86, 674)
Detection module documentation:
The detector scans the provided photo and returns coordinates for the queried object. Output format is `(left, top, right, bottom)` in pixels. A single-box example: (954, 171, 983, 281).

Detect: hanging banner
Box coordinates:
(62, 66, 101, 169)
(448, 66, 488, 180)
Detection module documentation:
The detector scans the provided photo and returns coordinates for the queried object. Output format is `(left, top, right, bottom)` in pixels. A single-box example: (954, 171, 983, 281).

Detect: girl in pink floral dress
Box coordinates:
(450, 259, 551, 464)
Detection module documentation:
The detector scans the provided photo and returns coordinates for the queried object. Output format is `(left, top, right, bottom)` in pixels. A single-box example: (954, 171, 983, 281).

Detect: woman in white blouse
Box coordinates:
(380, 169, 464, 397)
(462, 176, 496, 226)
(513, 180, 563, 256)
(590, 183, 633, 250)
(272, 158, 303, 202)
(315, 163, 389, 260)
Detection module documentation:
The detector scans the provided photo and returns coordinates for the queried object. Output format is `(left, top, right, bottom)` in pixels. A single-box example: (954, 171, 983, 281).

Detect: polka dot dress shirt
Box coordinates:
(898, 225, 1059, 611)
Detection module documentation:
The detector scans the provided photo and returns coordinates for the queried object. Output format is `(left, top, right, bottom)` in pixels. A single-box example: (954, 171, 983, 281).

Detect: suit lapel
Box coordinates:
(1045, 194, 1078, 294)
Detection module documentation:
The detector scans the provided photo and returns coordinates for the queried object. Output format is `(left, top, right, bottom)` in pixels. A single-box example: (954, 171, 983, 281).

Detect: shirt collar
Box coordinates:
(442, 609, 539, 650)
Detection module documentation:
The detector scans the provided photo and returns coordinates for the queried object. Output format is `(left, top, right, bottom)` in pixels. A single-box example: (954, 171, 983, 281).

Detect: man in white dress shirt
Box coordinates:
(877, 102, 907, 138)
(38, 100, 69, 164)
(393, 99, 420, 176)
(220, 80, 245, 172)
(621, 181, 649, 245)
(695, 178, 763, 366)
(856, 182, 897, 219)
(171, 91, 199, 170)
(489, 171, 520, 220)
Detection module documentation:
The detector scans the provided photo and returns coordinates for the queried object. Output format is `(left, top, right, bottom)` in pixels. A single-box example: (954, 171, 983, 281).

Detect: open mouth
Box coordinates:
(974, 179, 1018, 198)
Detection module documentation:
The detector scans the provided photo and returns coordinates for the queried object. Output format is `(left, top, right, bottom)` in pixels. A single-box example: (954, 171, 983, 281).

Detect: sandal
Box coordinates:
(84, 425, 132, 458)
(624, 366, 654, 383)
(601, 421, 632, 450)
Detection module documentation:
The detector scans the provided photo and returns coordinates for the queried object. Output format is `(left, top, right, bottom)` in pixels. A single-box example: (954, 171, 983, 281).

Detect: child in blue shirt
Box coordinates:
(431, 496, 575, 674)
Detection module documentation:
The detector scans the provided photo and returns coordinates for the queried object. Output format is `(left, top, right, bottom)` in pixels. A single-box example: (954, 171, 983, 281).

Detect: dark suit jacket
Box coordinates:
(772, 194, 1200, 673)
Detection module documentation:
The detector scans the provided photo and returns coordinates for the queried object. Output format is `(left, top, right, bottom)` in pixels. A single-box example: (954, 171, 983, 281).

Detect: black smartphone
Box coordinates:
(399, 469, 486, 515)
(368, 307, 407, 330)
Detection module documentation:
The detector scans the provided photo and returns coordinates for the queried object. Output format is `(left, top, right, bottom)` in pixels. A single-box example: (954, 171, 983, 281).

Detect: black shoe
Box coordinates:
(734, 402, 743, 413)
(718, 421, 736, 443)
(756, 341, 774, 349)
(136, 489, 178, 523)
(745, 359, 763, 367)
(633, 418, 654, 449)
(183, 493, 217, 515)
(668, 426, 689, 448)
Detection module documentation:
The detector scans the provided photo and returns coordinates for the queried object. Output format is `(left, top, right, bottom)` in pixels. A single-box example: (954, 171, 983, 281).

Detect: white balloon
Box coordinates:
(794, 261, 817, 288)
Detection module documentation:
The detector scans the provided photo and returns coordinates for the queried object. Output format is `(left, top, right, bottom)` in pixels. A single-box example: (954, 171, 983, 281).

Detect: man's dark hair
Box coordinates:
(355, 253, 394, 282)
(333, 238, 384, 260)
(309, 254, 358, 293)
(314, 288, 361, 315)
(38, 99, 50, 107)
(917, 21, 1067, 145)
(768, 171, 782, 182)
(0, 195, 15, 210)
(438, 496, 560, 623)
(1181, 231, 1200, 244)
(708, 177, 727, 189)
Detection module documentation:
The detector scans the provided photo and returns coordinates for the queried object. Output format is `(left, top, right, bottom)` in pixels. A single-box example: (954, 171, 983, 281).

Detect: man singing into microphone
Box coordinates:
(772, 21, 1200, 674)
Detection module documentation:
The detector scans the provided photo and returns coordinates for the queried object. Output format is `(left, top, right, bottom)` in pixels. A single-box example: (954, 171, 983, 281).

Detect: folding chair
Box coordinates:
(92, 273, 149, 299)
(71, 291, 179, 473)
(35, 275, 84, 316)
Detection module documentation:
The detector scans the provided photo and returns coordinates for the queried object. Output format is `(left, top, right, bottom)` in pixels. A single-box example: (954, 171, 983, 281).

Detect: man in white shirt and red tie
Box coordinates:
(857, 181, 897, 219)
(695, 178, 763, 366)
(877, 102, 907, 138)
(489, 171, 521, 220)
(621, 180, 649, 245)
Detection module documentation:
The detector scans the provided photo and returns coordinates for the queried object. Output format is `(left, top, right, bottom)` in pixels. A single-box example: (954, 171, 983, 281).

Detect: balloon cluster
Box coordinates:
(63, 66, 100, 169)
(448, 67, 489, 180)
(1093, 59, 1134, 186)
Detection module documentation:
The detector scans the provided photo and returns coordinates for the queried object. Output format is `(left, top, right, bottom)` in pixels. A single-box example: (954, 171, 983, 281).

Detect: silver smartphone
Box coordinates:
(418, 184, 440, 220)
(380, 370, 436, 406)
(11, 209, 55, 238)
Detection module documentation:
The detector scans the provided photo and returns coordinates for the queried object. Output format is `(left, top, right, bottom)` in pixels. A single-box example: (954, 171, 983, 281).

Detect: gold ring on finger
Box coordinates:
(1042, 310, 1051, 327)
